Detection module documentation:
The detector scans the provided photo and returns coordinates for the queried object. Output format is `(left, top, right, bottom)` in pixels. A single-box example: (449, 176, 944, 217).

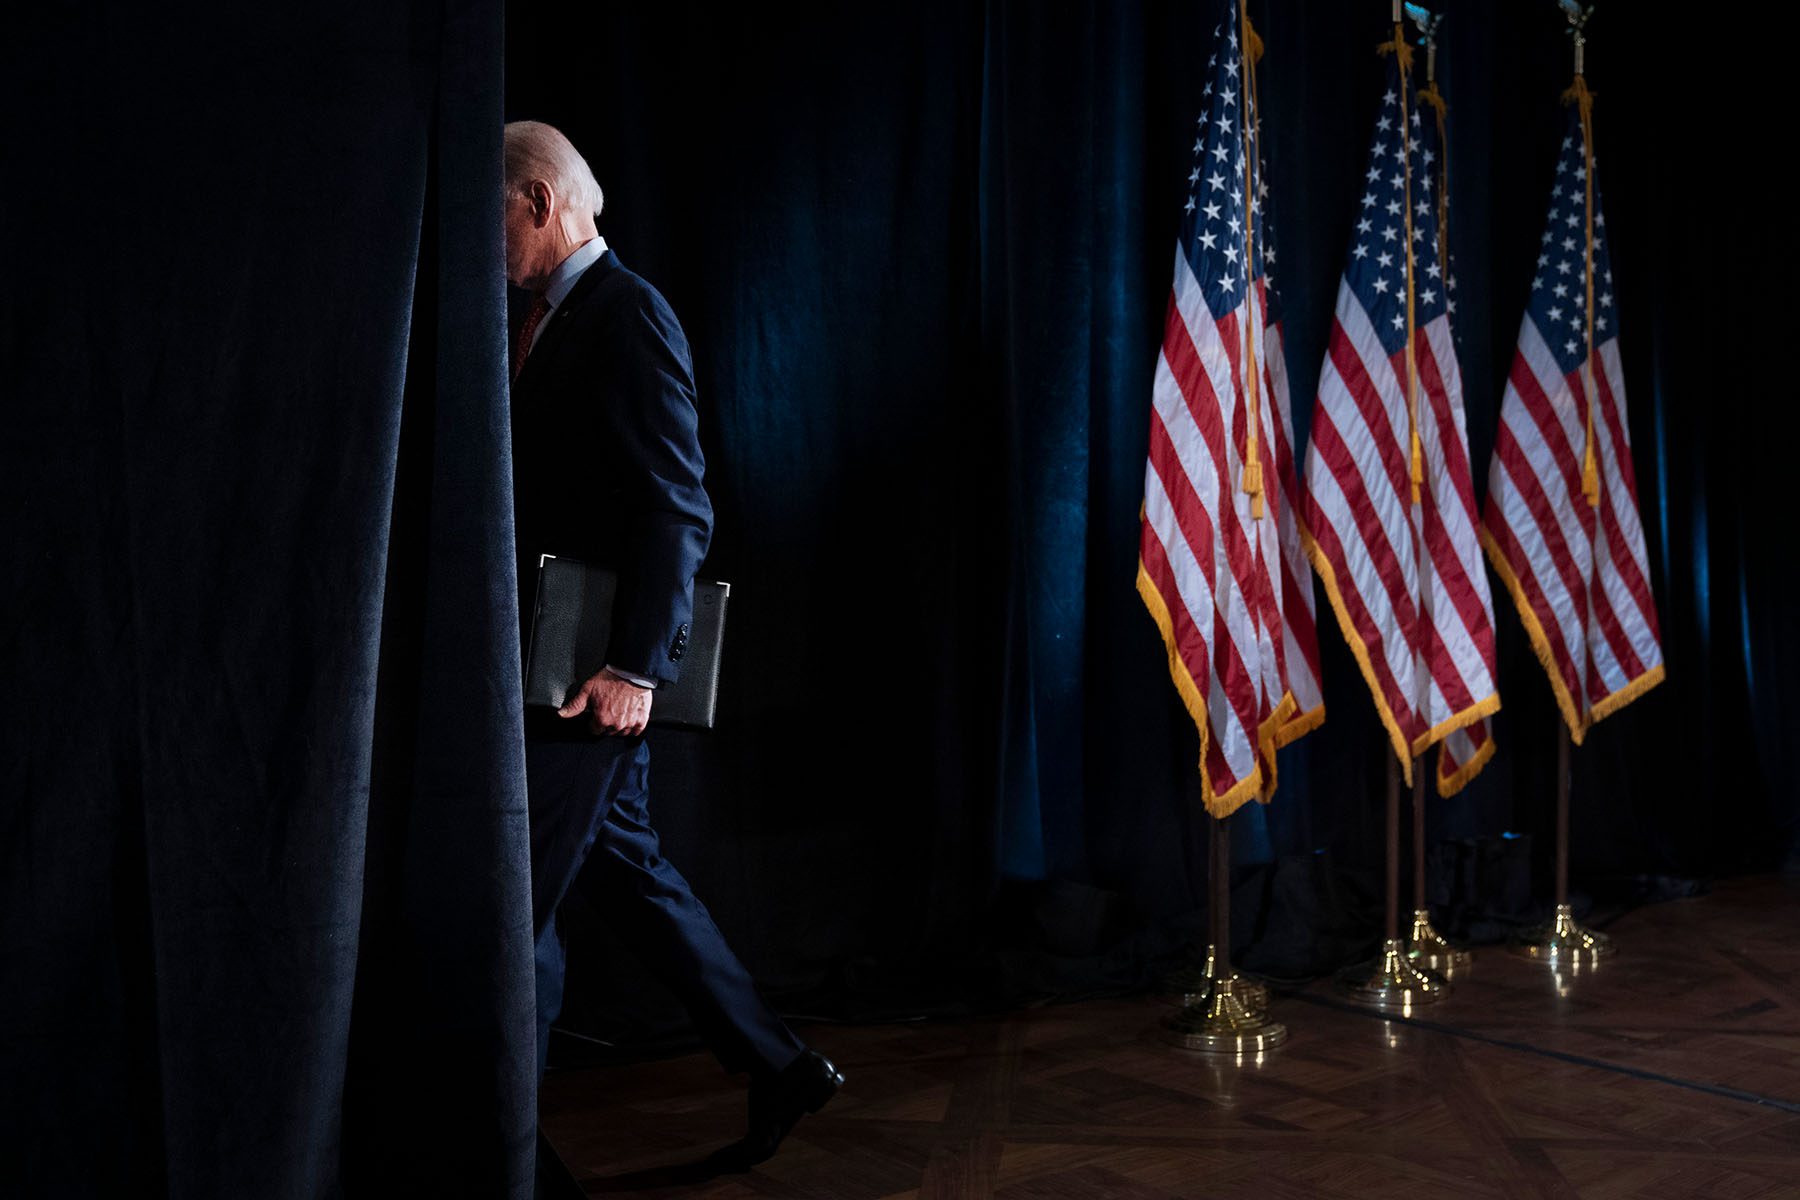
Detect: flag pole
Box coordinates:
(1341, 742, 1449, 1009)
(1161, 1, 1289, 1053)
(1510, 2, 1617, 972)
(1409, 748, 1471, 972)
(1557, 723, 1571, 911)
(1339, 2, 1451, 1011)
(1163, 812, 1290, 1052)
(1236, 0, 1266, 520)
(1512, 722, 1616, 965)
(1387, 753, 1401, 938)
(1156, 804, 1271, 1014)
(1400, 2, 1471, 978)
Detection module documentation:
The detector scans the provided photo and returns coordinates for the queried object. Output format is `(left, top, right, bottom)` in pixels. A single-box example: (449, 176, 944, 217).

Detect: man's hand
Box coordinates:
(558, 668, 653, 736)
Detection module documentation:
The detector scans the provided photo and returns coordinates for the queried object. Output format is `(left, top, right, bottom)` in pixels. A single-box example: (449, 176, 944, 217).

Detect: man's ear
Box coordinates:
(529, 180, 555, 228)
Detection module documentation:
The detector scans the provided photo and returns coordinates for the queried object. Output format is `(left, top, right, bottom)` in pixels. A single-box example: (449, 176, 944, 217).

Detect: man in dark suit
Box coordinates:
(502, 120, 840, 1171)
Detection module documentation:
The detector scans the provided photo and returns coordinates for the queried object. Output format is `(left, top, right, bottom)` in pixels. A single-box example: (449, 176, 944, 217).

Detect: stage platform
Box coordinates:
(542, 876, 1800, 1197)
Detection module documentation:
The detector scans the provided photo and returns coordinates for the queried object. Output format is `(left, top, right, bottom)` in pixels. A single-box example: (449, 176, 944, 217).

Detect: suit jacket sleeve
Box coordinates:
(599, 291, 714, 684)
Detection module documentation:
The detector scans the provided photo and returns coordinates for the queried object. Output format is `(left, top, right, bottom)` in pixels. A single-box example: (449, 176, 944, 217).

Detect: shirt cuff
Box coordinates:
(604, 665, 659, 690)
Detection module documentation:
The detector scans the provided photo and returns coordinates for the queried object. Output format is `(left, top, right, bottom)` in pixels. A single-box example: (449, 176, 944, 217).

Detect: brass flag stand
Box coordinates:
(1158, 940, 1269, 1016)
(1157, 816, 1269, 1016)
(1162, 815, 1287, 1053)
(1408, 762, 1471, 974)
(1340, 749, 1450, 1011)
(1510, 724, 1615, 966)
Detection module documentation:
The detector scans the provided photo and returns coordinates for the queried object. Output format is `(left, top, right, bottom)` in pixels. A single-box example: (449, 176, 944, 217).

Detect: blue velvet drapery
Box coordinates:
(3, 3, 536, 1194)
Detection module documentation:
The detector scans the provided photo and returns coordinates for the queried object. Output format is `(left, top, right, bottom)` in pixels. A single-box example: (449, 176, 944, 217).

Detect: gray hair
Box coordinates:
(503, 120, 604, 235)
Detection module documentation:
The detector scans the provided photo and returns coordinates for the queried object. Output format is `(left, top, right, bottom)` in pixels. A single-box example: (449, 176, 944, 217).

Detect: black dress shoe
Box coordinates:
(726, 1049, 844, 1167)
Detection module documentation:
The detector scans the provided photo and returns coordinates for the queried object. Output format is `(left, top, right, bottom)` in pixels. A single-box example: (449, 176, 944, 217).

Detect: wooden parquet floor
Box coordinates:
(541, 876, 1800, 1198)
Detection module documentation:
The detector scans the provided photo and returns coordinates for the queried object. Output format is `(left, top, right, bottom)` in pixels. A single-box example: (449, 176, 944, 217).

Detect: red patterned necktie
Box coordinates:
(512, 293, 551, 382)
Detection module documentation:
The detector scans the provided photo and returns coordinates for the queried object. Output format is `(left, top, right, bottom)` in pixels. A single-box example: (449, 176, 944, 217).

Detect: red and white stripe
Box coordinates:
(1266, 315, 1326, 743)
(1301, 288, 1501, 794)
(1139, 247, 1324, 818)
(1481, 323, 1663, 740)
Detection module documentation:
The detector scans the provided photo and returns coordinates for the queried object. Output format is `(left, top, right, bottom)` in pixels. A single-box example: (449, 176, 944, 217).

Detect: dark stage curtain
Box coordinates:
(508, 0, 1796, 1051)
(2, 3, 535, 1196)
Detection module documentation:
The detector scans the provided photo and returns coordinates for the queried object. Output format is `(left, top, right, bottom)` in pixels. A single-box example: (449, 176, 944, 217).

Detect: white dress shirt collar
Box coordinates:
(543, 235, 608, 310)
(529, 236, 609, 353)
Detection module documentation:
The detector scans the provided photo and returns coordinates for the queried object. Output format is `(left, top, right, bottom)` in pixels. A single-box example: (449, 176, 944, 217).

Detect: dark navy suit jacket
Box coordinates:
(511, 249, 713, 696)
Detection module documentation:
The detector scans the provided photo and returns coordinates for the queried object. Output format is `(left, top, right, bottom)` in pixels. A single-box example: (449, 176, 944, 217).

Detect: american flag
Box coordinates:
(1480, 92, 1664, 740)
(1138, 14, 1324, 819)
(1299, 43, 1500, 795)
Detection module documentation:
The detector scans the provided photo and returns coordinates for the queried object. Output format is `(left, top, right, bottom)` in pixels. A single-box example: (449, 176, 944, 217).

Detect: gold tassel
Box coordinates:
(1244, 20, 1265, 66)
(1410, 430, 1424, 507)
(1581, 431, 1600, 507)
(1376, 32, 1416, 71)
(1242, 458, 1264, 518)
(1561, 74, 1596, 114)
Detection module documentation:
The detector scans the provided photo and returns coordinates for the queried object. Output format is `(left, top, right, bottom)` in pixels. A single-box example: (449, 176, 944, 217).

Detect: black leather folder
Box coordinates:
(523, 555, 728, 730)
